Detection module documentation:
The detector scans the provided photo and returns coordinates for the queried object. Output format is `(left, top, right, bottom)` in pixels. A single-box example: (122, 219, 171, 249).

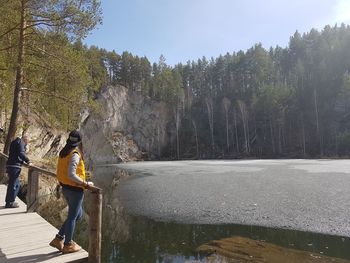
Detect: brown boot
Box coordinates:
(62, 241, 81, 254)
(49, 237, 64, 251)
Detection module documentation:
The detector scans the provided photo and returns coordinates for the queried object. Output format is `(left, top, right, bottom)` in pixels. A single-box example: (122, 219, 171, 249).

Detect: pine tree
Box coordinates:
(1, 0, 102, 154)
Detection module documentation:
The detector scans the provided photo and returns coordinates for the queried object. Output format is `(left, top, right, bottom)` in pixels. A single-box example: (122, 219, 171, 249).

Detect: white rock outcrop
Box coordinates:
(81, 85, 172, 167)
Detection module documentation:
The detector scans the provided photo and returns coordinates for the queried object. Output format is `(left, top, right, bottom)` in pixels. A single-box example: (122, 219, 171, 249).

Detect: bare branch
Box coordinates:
(28, 45, 65, 62)
(0, 23, 20, 39)
(0, 44, 18, 52)
(24, 30, 38, 37)
(0, 0, 11, 4)
(20, 88, 77, 103)
(25, 12, 80, 30)
(24, 22, 55, 29)
(29, 12, 76, 21)
(26, 61, 53, 71)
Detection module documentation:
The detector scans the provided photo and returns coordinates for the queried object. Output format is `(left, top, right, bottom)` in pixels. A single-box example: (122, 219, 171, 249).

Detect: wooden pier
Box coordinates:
(0, 185, 88, 262)
(0, 152, 102, 263)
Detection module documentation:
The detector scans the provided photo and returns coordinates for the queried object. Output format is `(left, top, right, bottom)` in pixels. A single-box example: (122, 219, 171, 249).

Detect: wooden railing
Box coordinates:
(0, 151, 102, 263)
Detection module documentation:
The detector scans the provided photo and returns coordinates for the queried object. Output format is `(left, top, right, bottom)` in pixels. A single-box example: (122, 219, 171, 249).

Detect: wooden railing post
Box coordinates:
(0, 154, 6, 181)
(27, 168, 39, 212)
(88, 187, 103, 263)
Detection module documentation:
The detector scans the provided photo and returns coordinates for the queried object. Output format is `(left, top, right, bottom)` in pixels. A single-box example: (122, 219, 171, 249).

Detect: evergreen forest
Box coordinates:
(1, 2, 350, 158)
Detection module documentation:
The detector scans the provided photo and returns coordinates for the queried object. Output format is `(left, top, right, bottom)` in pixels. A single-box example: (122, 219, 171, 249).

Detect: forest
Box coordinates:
(1, 1, 350, 158)
(102, 24, 350, 159)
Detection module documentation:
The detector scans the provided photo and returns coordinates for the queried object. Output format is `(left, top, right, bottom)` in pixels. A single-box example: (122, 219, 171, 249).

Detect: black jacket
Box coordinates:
(6, 137, 30, 168)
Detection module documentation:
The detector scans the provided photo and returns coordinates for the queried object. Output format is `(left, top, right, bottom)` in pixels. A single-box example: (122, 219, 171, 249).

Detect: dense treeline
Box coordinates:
(2, 7, 350, 159)
(94, 24, 350, 158)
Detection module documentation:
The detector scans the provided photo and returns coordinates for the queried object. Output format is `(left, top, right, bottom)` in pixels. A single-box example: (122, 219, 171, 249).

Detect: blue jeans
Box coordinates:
(58, 187, 84, 245)
(5, 167, 21, 205)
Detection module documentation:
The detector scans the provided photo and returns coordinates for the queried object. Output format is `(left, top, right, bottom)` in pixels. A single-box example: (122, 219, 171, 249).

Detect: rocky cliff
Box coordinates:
(0, 110, 67, 161)
(26, 118, 67, 161)
(81, 85, 173, 167)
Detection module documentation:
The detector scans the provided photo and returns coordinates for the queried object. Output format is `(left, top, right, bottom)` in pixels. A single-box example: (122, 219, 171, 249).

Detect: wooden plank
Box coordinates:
(0, 184, 26, 215)
(0, 185, 88, 263)
(88, 189, 102, 263)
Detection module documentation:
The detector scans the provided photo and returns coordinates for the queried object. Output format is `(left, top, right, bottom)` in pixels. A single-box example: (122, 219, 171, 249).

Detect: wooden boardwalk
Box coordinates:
(0, 185, 88, 263)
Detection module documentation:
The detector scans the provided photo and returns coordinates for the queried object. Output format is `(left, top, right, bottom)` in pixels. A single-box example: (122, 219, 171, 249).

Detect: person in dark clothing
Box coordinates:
(5, 134, 31, 208)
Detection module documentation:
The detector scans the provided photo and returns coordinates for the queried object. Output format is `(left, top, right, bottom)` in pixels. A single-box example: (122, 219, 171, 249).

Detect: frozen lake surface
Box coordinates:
(115, 159, 350, 237)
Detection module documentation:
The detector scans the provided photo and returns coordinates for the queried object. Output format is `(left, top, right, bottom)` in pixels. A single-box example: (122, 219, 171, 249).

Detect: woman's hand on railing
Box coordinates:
(86, 181, 94, 189)
(85, 182, 101, 194)
(83, 180, 94, 190)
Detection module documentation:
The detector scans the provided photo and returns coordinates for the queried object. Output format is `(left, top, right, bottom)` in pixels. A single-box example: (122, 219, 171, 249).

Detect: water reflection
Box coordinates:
(80, 165, 350, 263)
(100, 215, 350, 263)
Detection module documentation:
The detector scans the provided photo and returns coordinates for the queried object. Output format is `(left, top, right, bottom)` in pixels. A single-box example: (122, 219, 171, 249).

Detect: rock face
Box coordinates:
(81, 85, 173, 167)
(28, 128, 66, 160)
(13, 111, 67, 161)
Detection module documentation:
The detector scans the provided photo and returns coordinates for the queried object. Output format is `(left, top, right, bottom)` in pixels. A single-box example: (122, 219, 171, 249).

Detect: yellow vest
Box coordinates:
(56, 149, 86, 188)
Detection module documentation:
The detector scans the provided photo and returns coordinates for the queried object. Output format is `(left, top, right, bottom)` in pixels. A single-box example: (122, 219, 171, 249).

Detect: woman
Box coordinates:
(49, 130, 93, 253)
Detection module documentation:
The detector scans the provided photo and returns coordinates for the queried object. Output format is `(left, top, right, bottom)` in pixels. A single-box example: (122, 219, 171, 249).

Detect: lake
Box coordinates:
(78, 160, 350, 262)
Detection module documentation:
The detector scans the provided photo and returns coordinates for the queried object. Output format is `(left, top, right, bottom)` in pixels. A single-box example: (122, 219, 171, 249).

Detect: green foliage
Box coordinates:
(84, 45, 108, 94)
(0, 1, 19, 115)
(29, 0, 102, 39)
(26, 33, 91, 128)
(0, 0, 102, 132)
(151, 57, 183, 105)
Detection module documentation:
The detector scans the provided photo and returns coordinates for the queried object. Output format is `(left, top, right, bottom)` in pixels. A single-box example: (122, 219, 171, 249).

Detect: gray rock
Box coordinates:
(81, 85, 173, 167)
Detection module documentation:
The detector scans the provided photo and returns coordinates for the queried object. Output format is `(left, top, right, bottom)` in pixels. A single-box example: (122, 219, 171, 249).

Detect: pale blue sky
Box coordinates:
(84, 0, 350, 65)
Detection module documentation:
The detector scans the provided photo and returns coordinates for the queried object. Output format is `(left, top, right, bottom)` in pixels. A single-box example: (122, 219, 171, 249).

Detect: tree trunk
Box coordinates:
(157, 125, 161, 158)
(225, 111, 229, 152)
(282, 120, 286, 152)
(335, 130, 338, 156)
(205, 97, 214, 154)
(174, 108, 180, 160)
(238, 101, 249, 154)
(313, 88, 323, 156)
(233, 109, 239, 154)
(192, 119, 199, 158)
(263, 119, 267, 155)
(4, 1, 26, 154)
(246, 117, 250, 154)
(176, 126, 179, 159)
(301, 113, 306, 157)
(278, 125, 282, 154)
(222, 97, 231, 153)
(269, 118, 275, 155)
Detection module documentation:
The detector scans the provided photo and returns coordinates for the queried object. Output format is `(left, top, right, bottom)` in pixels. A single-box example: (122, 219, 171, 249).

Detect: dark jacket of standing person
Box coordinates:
(6, 137, 30, 168)
(5, 135, 31, 208)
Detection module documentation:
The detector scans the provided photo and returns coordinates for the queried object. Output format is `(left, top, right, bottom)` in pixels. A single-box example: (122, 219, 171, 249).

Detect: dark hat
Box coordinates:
(66, 130, 82, 147)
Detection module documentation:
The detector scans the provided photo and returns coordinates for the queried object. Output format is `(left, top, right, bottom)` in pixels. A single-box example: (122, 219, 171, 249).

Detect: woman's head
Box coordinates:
(59, 130, 83, 158)
(66, 130, 82, 147)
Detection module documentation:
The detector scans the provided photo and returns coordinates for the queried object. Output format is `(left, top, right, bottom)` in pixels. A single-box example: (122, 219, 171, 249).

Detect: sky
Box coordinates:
(84, 0, 350, 66)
